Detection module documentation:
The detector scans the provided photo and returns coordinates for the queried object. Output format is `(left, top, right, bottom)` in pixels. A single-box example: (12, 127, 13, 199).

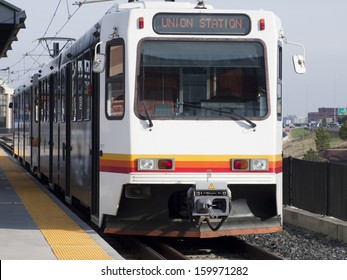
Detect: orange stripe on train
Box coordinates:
(99, 157, 283, 174)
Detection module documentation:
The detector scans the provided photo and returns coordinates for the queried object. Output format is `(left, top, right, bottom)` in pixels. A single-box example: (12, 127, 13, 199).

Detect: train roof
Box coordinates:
(105, 1, 276, 14)
(109, 1, 213, 12)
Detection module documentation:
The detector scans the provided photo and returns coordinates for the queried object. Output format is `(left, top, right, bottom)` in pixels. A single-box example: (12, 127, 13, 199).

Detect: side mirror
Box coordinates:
(93, 53, 105, 73)
(282, 35, 307, 74)
(293, 55, 306, 74)
(8, 102, 13, 109)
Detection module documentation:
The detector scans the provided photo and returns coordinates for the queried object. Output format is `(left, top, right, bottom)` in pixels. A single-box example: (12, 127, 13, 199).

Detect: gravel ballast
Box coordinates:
(240, 223, 347, 260)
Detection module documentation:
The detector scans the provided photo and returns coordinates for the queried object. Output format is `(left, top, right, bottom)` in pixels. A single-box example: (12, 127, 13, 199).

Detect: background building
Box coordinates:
(0, 0, 26, 132)
(283, 115, 307, 127)
(308, 107, 337, 124)
(0, 84, 13, 129)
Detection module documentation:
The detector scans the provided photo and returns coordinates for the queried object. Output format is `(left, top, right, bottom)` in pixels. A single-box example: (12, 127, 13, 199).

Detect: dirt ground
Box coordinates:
(283, 132, 315, 159)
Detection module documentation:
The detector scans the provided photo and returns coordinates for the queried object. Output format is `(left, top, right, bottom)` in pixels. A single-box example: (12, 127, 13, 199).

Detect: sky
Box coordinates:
(1, 0, 346, 117)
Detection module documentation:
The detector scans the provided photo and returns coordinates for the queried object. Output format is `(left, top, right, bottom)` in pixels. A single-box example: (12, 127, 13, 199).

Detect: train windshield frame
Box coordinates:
(135, 39, 268, 120)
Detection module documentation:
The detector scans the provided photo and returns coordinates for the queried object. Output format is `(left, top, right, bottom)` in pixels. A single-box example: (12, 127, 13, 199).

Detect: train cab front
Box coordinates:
(103, 182, 283, 238)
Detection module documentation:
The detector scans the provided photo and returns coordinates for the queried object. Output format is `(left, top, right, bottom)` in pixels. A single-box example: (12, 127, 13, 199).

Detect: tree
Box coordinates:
(322, 118, 327, 127)
(303, 148, 322, 162)
(315, 126, 330, 153)
(340, 115, 347, 124)
(339, 120, 347, 141)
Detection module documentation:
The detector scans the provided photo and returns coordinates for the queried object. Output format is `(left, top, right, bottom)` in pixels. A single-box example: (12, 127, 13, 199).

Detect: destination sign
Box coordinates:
(153, 13, 251, 35)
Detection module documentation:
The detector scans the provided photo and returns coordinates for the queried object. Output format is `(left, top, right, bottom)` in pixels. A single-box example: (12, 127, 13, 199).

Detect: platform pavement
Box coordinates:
(0, 150, 124, 260)
(0, 168, 57, 259)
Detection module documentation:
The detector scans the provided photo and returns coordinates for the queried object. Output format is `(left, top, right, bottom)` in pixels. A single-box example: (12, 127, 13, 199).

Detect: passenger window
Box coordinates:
(71, 61, 77, 122)
(40, 80, 49, 123)
(83, 57, 91, 121)
(69, 51, 92, 122)
(53, 73, 58, 123)
(77, 59, 83, 121)
(106, 41, 125, 119)
(34, 86, 39, 123)
(61, 69, 66, 123)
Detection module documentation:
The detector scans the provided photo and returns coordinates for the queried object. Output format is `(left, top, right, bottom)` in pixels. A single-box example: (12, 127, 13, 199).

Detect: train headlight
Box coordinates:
(137, 158, 175, 171)
(138, 159, 155, 170)
(250, 159, 268, 171)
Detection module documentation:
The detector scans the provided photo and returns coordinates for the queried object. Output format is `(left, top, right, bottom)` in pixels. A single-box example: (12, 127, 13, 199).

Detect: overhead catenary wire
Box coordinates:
(3, 0, 85, 85)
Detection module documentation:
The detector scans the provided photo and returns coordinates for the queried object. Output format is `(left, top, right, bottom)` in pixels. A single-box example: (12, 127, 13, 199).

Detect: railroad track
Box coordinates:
(0, 135, 13, 154)
(164, 236, 283, 260)
(102, 235, 283, 260)
(101, 235, 188, 260)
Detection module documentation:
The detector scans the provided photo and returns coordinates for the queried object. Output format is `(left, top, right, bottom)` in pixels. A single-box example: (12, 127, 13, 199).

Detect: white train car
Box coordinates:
(13, 1, 304, 238)
(97, 0, 284, 237)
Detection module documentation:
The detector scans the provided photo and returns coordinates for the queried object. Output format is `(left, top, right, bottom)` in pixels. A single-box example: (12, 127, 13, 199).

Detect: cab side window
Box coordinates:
(106, 40, 125, 119)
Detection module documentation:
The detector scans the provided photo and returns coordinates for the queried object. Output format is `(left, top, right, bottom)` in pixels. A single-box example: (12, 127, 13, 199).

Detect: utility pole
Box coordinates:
(333, 74, 337, 123)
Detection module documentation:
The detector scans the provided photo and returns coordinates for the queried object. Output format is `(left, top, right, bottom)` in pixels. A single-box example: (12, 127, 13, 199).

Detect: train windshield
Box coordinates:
(136, 40, 267, 120)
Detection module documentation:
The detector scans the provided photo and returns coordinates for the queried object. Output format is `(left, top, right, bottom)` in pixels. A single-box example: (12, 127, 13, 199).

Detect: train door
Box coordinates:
(18, 92, 24, 161)
(91, 65, 100, 220)
(69, 51, 93, 208)
(23, 88, 31, 166)
(39, 76, 53, 182)
(60, 65, 71, 201)
(12, 94, 20, 157)
(31, 82, 40, 173)
(52, 72, 60, 187)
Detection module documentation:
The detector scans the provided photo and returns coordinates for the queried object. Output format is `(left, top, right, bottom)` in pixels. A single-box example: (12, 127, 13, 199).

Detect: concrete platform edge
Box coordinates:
(283, 206, 347, 243)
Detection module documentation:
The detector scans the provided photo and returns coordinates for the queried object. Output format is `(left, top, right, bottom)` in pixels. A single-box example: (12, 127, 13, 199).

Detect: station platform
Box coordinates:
(0, 148, 124, 260)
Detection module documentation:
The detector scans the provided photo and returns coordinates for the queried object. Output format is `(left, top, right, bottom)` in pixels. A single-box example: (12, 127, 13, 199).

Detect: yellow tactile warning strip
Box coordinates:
(0, 150, 112, 260)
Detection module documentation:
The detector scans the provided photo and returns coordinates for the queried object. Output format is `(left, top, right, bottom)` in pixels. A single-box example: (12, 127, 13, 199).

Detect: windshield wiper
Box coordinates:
(142, 100, 153, 128)
(179, 102, 257, 129)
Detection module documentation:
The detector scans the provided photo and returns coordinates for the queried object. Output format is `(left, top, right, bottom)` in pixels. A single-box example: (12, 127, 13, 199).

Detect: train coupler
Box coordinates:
(188, 182, 231, 231)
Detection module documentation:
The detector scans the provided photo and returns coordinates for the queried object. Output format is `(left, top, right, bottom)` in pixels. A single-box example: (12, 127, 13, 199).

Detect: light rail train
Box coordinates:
(11, 0, 304, 238)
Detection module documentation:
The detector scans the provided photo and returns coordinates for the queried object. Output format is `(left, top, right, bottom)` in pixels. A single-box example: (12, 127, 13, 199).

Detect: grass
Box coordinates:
(289, 128, 311, 140)
(283, 128, 346, 159)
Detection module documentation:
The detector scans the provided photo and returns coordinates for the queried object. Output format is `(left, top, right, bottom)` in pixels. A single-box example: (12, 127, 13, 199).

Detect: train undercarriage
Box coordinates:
(104, 183, 282, 238)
